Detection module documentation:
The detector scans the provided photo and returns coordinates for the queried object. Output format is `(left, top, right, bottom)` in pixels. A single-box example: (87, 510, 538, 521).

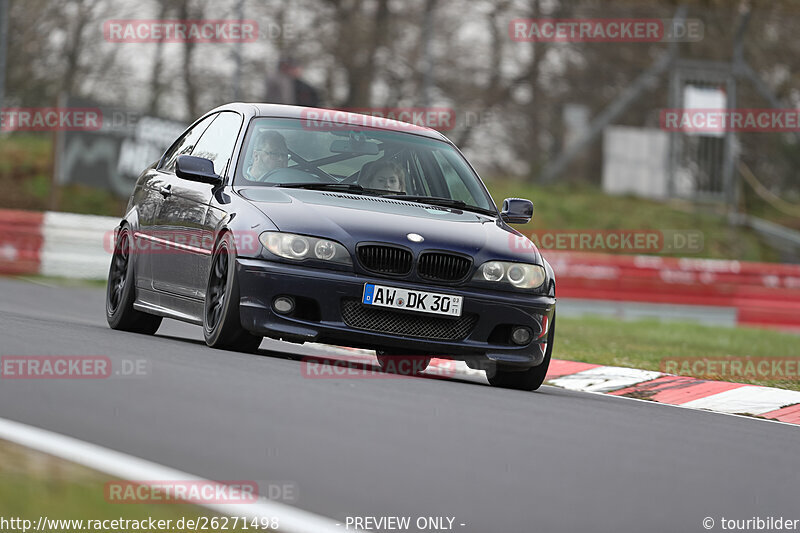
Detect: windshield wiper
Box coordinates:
(275, 183, 384, 195)
(383, 195, 497, 217)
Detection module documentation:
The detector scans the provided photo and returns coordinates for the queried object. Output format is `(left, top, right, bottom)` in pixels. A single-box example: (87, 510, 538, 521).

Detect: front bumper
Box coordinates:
(236, 258, 556, 368)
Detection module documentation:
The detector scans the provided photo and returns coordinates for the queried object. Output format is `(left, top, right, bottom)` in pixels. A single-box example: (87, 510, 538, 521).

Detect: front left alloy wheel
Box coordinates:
(203, 232, 263, 353)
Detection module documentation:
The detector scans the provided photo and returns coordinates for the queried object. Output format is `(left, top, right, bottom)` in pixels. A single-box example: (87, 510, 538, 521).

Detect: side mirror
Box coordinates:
(500, 198, 533, 224)
(176, 155, 222, 185)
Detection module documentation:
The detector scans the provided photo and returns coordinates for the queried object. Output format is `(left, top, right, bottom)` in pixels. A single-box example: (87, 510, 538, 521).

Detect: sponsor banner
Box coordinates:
(60, 97, 187, 197)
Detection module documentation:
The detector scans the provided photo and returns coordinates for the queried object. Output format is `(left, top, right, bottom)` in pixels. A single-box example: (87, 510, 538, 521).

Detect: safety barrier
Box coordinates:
(548, 251, 800, 329)
(0, 209, 117, 279)
(0, 210, 44, 275)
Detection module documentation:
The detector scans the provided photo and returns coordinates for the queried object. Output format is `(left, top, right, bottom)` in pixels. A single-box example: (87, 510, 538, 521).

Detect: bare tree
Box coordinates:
(179, 0, 205, 119)
(147, 0, 177, 115)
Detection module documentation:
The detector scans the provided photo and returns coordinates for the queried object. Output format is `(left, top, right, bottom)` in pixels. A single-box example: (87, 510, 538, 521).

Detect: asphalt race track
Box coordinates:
(1, 276, 799, 533)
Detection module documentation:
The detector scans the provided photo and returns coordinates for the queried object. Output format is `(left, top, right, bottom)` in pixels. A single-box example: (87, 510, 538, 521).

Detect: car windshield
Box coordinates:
(235, 117, 497, 215)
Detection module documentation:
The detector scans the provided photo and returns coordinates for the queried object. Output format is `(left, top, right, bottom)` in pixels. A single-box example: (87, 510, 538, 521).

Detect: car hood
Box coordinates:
(238, 187, 541, 263)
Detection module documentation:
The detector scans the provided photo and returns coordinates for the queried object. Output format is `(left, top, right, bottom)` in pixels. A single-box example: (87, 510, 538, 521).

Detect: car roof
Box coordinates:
(206, 102, 453, 143)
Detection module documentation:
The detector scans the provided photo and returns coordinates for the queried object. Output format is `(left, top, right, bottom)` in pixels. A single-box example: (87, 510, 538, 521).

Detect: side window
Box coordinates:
(160, 114, 217, 173)
(190, 112, 243, 176)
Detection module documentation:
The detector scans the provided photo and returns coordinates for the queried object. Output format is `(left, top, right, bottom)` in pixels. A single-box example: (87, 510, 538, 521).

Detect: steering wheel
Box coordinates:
(258, 167, 326, 184)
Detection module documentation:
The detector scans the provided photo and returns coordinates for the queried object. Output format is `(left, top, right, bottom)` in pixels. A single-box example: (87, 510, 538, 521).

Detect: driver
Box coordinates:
(246, 131, 289, 181)
(359, 160, 406, 193)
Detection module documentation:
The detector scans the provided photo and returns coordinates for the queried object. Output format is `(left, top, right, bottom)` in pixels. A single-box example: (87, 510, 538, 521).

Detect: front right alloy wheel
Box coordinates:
(106, 226, 162, 334)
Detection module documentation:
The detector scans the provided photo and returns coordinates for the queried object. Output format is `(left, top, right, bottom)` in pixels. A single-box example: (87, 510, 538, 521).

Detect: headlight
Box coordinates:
(482, 261, 505, 282)
(474, 261, 546, 289)
(259, 232, 351, 265)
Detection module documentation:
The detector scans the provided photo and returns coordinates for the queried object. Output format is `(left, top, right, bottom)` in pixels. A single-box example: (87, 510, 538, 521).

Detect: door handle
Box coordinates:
(159, 185, 172, 197)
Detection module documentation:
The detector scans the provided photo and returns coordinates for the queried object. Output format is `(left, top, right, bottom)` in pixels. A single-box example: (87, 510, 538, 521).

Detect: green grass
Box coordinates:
(556, 315, 800, 390)
(0, 134, 126, 216)
(486, 181, 780, 262)
(0, 441, 234, 528)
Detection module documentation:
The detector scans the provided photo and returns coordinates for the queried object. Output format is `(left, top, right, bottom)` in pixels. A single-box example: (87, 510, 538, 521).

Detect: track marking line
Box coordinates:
(0, 417, 346, 533)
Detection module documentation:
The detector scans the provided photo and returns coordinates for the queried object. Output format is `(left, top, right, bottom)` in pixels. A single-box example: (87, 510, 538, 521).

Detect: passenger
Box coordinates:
(359, 160, 406, 193)
(246, 131, 289, 181)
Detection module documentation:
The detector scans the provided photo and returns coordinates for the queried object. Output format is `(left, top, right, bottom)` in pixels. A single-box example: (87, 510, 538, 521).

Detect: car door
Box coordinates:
(129, 167, 166, 292)
(153, 111, 244, 300)
(133, 114, 216, 293)
(146, 113, 217, 295)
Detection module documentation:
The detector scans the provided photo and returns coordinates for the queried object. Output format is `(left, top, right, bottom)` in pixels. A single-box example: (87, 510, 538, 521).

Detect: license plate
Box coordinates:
(362, 283, 463, 317)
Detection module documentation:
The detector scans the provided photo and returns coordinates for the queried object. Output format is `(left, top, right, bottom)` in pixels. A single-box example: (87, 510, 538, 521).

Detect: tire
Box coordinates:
(376, 351, 431, 376)
(487, 313, 556, 391)
(106, 226, 162, 334)
(203, 232, 263, 353)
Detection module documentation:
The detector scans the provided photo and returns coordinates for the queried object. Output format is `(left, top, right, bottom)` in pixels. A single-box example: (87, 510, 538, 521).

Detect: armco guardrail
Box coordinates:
(40, 212, 117, 279)
(0, 209, 116, 279)
(0, 210, 44, 275)
(548, 251, 800, 329)
(1, 209, 799, 329)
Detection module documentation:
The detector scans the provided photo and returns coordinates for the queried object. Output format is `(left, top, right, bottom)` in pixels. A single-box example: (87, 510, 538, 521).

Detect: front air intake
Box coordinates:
(357, 245, 413, 276)
(417, 252, 472, 282)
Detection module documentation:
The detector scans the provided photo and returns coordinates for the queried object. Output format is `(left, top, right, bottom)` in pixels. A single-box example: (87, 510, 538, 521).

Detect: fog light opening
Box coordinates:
(273, 296, 295, 315)
(511, 326, 532, 345)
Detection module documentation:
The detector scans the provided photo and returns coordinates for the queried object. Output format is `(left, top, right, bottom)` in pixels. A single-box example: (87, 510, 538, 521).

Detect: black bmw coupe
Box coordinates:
(106, 103, 556, 390)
